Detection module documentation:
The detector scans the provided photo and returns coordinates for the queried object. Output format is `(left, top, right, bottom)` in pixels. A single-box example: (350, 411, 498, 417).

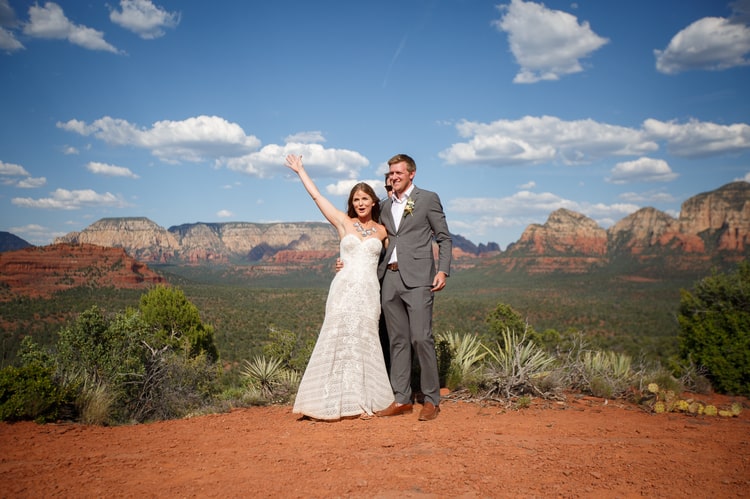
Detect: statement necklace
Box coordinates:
(354, 221, 377, 238)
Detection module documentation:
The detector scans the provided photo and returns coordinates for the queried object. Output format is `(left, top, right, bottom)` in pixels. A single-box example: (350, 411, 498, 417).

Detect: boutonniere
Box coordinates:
(404, 198, 415, 217)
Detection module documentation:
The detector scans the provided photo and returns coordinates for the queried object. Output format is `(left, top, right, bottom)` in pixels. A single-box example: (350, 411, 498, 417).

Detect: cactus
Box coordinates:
(704, 405, 718, 416)
(654, 401, 666, 414)
(647, 383, 659, 394)
(731, 402, 742, 416)
(675, 399, 689, 412)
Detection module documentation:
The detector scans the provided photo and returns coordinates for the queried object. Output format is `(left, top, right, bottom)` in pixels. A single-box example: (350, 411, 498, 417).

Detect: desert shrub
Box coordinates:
(672, 358, 712, 394)
(18, 288, 223, 425)
(139, 285, 219, 361)
(0, 362, 70, 422)
(75, 376, 116, 425)
(555, 333, 635, 399)
(486, 303, 541, 346)
(262, 326, 314, 372)
(678, 262, 750, 396)
(436, 331, 486, 390)
(566, 349, 634, 399)
(482, 328, 556, 400)
(54, 307, 148, 423)
(129, 349, 219, 423)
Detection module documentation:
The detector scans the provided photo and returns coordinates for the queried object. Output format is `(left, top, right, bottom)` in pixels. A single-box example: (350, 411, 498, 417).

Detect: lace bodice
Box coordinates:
(326, 234, 382, 321)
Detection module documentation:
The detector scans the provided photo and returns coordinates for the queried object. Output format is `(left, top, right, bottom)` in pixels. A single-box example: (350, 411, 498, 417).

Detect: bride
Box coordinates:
(284, 154, 394, 420)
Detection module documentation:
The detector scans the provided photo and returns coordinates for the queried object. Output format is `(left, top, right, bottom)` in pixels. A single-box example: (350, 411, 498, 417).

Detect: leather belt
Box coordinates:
(387, 263, 399, 271)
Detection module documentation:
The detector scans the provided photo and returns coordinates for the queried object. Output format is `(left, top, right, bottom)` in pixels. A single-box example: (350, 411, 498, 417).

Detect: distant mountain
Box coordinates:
(0, 243, 165, 300)
(0, 231, 32, 252)
(498, 181, 749, 274)
(53, 181, 749, 276)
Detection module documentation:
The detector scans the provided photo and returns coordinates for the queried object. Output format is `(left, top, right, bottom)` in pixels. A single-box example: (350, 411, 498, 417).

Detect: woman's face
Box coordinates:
(352, 189, 375, 218)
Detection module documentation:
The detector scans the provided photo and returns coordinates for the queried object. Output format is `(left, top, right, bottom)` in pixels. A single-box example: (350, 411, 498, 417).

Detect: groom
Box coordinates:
(375, 153, 452, 421)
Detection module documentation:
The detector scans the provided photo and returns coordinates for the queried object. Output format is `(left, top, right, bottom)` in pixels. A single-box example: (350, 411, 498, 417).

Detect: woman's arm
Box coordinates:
(285, 154, 347, 236)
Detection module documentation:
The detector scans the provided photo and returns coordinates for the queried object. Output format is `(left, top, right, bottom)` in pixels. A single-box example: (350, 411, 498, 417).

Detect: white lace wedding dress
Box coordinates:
(293, 234, 394, 420)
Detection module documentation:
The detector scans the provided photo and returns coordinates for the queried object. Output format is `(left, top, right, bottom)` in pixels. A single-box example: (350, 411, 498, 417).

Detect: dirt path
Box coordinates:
(1, 393, 748, 498)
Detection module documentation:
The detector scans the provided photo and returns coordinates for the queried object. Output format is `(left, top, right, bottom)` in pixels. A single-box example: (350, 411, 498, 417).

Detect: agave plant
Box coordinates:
(483, 328, 555, 400)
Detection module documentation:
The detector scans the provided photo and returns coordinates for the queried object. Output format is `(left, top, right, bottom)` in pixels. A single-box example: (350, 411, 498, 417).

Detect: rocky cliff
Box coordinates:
(55, 219, 341, 264)
(0, 243, 165, 300)
(48, 181, 750, 275)
(498, 181, 749, 273)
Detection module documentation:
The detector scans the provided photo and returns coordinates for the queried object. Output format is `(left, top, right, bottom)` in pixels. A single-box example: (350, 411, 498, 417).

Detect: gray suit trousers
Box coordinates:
(381, 269, 440, 406)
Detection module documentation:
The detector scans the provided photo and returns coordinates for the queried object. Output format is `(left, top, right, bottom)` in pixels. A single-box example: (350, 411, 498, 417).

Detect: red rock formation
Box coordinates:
(0, 243, 165, 300)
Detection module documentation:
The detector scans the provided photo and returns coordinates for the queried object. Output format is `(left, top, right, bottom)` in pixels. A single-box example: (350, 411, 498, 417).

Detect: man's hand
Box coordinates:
(431, 271, 447, 292)
(335, 258, 343, 273)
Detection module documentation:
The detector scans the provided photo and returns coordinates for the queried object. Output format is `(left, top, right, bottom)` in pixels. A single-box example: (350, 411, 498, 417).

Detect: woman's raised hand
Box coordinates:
(285, 154, 303, 173)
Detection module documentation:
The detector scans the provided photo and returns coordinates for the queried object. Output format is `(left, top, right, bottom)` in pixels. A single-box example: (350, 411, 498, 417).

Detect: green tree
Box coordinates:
(139, 285, 219, 361)
(678, 262, 750, 396)
(486, 303, 541, 346)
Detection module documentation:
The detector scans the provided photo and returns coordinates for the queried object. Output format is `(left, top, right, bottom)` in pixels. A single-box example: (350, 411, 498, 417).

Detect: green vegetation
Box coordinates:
(677, 262, 750, 396)
(1, 287, 221, 424)
(1, 261, 747, 424)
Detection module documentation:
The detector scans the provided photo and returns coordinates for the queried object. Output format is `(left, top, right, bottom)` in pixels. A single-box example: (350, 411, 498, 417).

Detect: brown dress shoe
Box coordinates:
(418, 402, 440, 421)
(375, 402, 413, 417)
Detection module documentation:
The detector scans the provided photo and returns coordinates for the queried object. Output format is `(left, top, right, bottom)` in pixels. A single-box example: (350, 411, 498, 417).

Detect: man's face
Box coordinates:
(388, 161, 414, 195)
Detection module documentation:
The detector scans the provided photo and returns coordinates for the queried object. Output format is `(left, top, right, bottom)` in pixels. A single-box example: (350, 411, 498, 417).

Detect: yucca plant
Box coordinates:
(437, 331, 486, 389)
(240, 356, 299, 403)
(241, 356, 284, 399)
(579, 350, 633, 399)
(483, 328, 555, 400)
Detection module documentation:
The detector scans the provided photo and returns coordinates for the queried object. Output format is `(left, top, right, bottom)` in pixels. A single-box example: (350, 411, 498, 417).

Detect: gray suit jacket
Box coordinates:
(377, 186, 452, 287)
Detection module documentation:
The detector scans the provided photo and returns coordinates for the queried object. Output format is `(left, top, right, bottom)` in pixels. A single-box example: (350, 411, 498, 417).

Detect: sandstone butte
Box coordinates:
(0, 243, 165, 300)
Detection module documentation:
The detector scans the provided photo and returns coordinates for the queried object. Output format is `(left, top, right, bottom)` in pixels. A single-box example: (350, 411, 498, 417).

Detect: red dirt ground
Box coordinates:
(1, 393, 748, 498)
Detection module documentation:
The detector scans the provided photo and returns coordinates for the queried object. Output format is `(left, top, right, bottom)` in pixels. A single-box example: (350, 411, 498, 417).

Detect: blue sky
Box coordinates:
(1, 0, 749, 249)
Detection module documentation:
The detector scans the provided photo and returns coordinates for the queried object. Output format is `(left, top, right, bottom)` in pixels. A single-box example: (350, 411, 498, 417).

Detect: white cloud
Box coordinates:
(8, 224, 65, 245)
(110, 0, 180, 40)
(16, 176, 46, 188)
(643, 118, 750, 157)
(493, 0, 608, 84)
(440, 115, 750, 167)
(12, 188, 129, 210)
(216, 209, 233, 218)
(62, 145, 79, 155)
(224, 141, 369, 179)
(0, 160, 29, 177)
(607, 157, 678, 184)
(655, 5, 750, 74)
(0, 26, 22, 52)
(325, 178, 385, 199)
(0, 0, 23, 52)
(57, 115, 262, 164)
(86, 161, 139, 178)
(518, 180, 536, 189)
(440, 116, 657, 166)
(619, 190, 676, 204)
(447, 189, 639, 242)
(23, 2, 120, 53)
(285, 131, 326, 144)
(0, 160, 44, 188)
